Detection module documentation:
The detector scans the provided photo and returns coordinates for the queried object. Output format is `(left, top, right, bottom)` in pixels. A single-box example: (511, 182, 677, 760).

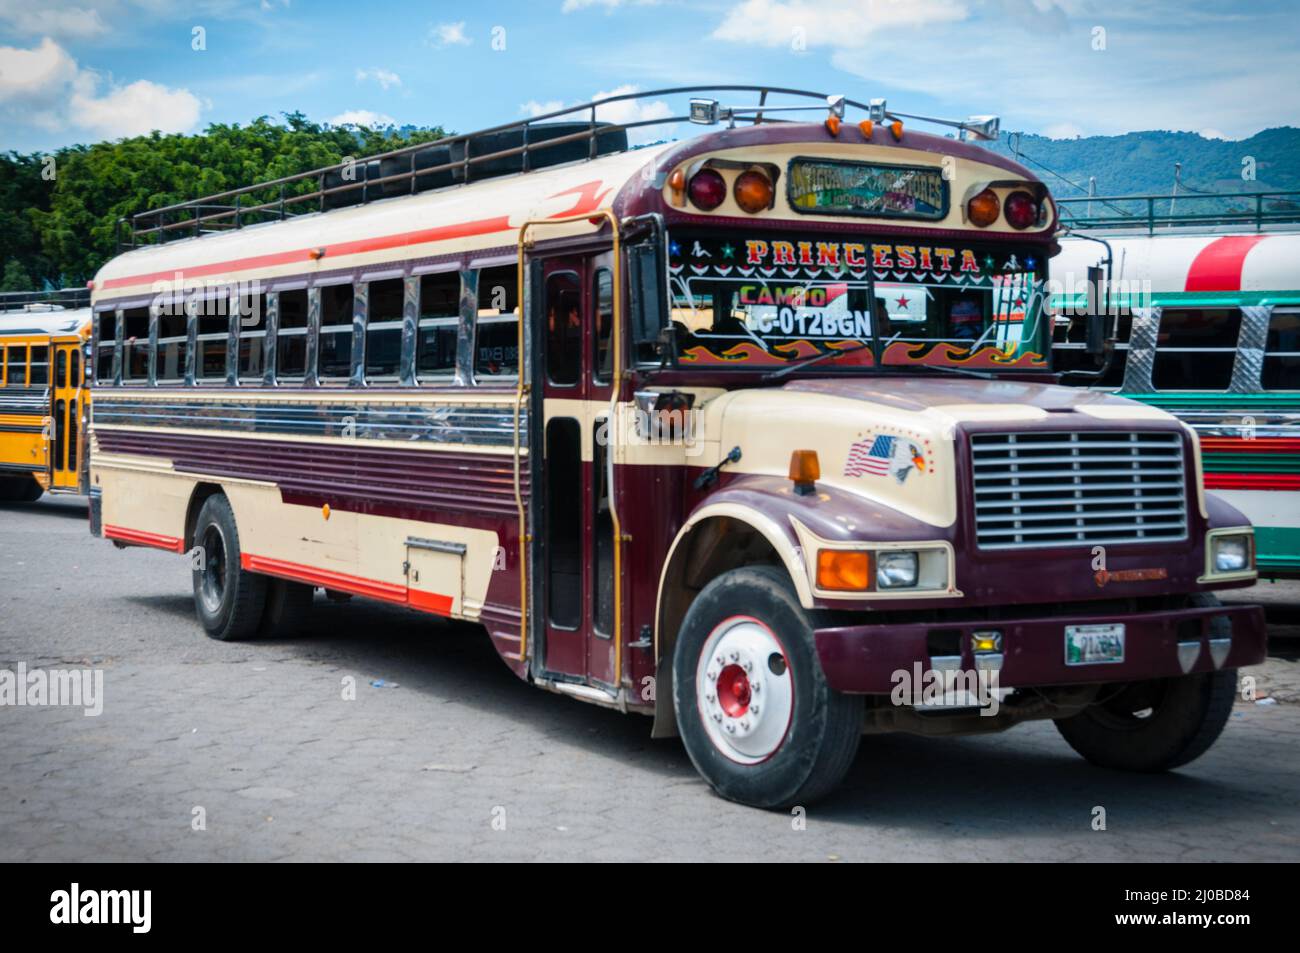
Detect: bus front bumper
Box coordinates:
(814, 603, 1267, 694)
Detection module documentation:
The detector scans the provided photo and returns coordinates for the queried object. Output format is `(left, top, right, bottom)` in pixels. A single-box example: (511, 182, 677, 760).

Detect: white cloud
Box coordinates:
(355, 67, 402, 90)
(70, 78, 202, 138)
(0, 1, 110, 40)
(328, 109, 397, 128)
(430, 21, 471, 47)
(712, 0, 969, 48)
(0, 37, 78, 105)
(0, 37, 201, 139)
(521, 99, 565, 117)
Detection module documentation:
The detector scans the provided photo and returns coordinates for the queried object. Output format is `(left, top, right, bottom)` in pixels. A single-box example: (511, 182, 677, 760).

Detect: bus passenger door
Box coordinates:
(51, 343, 81, 491)
(535, 252, 619, 691)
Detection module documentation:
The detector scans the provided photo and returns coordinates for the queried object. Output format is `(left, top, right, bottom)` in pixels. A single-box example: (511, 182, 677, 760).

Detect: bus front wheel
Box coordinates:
(191, 493, 267, 641)
(672, 565, 862, 809)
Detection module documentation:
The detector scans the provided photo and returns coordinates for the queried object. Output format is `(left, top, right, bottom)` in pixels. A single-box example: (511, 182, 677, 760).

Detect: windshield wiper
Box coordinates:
(762, 342, 874, 381)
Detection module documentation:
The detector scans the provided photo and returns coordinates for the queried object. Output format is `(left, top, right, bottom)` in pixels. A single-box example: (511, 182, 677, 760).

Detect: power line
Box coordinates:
(1003, 133, 1135, 219)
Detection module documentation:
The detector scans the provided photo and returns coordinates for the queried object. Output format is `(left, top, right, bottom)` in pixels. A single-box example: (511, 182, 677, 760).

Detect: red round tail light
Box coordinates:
(687, 169, 727, 211)
(1004, 190, 1039, 229)
(733, 170, 773, 214)
(967, 188, 1000, 227)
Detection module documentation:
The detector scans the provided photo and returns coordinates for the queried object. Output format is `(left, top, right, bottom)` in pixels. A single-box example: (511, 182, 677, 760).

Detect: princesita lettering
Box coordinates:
(743, 240, 981, 274)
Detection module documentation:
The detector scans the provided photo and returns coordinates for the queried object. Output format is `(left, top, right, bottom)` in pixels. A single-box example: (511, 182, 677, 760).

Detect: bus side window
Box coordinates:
(95, 313, 117, 384)
(277, 289, 309, 380)
(196, 298, 229, 381)
(475, 265, 520, 380)
(71, 349, 81, 388)
(593, 267, 614, 384)
(366, 278, 404, 381)
(56, 349, 67, 388)
(318, 283, 355, 381)
(29, 345, 49, 387)
(237, 293, 268, 382)
(4, 345, 24, 387)
(417, 272, 458, 381)
(1153, 308, 1239, 391)
(545, 271, 581, 386)
(156, 307, 188, 383)
(1264, 309, 1300, 390)
(122, 307, 150, 383)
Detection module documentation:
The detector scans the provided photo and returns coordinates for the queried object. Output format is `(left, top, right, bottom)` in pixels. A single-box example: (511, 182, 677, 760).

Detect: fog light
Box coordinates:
(971, 630, 1002, 653)
(876, 551, 918, 589)
(1213, 534, 1250, 573)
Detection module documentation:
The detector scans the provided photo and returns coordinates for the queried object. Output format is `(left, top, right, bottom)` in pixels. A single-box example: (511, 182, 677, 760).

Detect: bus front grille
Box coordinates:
(970, 431, 1188, 550)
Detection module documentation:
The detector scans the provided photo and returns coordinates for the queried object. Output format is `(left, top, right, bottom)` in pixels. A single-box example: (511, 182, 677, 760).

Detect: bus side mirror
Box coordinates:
(629, 241, 667, 356)
(1084, 264, 1106, 355)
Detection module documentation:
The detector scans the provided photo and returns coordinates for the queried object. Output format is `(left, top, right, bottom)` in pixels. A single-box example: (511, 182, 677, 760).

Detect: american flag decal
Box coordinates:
(844, 434, 895, 477)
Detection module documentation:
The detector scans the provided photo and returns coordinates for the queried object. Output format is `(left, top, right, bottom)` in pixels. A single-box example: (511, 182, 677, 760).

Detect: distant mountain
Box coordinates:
(982, 127, 1300, 204)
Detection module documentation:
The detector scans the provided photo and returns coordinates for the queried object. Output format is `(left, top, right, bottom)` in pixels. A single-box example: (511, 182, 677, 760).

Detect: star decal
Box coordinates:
(895, 295, 910, 309)
(721, 243, 735, 259)
(669, 240, 682, 257)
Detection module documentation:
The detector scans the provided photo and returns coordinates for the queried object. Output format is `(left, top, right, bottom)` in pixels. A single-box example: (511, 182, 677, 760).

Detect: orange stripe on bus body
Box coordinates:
(240, 552, 453, 616)
(104, 524, 186, 553)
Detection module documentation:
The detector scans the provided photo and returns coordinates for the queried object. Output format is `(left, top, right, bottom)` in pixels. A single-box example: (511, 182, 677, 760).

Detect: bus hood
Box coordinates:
(698, 376, 1188, 530)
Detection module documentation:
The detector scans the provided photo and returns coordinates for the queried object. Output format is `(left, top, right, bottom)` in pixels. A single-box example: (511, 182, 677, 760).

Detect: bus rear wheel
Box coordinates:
(672, 565, 862, 809)
(191, 493, 267, 641)
(1053, 668, 1238, 771)
(0, 476, 44, 502)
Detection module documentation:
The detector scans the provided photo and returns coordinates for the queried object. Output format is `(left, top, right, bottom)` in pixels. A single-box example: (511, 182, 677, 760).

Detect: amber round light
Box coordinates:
(733, 170, 773, 214)
(967, 188, 1000, 227)
(1004, 190, 1039, 229)
(687, 169, 727, 211)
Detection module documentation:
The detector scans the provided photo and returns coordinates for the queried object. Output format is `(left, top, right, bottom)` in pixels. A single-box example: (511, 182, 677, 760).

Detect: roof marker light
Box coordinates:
(858, 119, 874, 138)
(889, 120, 904, 141)
(825, 115, 841, 136)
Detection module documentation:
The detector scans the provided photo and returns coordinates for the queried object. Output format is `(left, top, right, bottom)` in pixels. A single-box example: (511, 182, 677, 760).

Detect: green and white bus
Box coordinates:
(1053, 194, 1299, 577)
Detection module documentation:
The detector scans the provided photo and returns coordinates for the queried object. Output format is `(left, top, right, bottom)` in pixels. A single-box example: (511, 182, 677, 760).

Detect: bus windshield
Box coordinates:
(668, 231, 1048, 371)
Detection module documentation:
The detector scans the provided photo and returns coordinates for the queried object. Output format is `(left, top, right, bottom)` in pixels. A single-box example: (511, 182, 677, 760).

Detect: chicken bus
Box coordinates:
(1052, 200, 1299, 579)
(86, 88, 1264, 807)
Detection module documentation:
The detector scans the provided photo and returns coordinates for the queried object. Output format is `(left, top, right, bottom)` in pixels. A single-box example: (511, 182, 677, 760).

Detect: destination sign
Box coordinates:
(787, 158, 948, 220)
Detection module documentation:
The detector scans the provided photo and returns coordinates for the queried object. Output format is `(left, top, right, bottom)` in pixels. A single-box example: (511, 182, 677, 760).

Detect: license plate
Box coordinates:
(1065, 623, 1125, 665)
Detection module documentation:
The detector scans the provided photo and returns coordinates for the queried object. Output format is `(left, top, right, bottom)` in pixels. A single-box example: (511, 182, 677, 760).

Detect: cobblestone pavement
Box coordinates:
(2, 495, 1298, 862)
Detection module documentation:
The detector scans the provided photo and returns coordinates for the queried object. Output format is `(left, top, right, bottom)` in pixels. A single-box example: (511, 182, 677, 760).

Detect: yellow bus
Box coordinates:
(88, 88, 1265, 807)
(0, 294, 92, 502)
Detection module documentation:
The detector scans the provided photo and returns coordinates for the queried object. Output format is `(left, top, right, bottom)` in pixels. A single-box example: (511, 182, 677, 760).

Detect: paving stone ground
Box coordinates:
(2, 495, 1298, 861)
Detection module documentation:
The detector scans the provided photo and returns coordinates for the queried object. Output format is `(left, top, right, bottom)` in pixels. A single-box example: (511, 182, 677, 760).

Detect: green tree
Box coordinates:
(0, 258, 34, 293)
(18, 113, 446, 285)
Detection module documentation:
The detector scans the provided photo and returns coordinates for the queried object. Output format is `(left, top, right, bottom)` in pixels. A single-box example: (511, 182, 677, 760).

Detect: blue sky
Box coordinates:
(1, 0, 1296, 153)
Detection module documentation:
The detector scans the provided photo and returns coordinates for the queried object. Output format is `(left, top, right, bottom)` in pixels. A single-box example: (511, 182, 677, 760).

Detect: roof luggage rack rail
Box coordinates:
(1058, 189, 1300, 235)
(0, 287, 91, 313)
(117, 85, 1002, 250)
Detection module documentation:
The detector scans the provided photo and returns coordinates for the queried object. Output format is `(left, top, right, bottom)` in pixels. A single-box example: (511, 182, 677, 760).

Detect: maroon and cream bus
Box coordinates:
(88, 88, 1265, 807)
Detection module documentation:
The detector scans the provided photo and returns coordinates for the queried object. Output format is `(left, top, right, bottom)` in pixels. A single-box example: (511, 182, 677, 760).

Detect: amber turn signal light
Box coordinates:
(967, 188, 1001, 227)
(817, 550, 871, 591)
(733, 169, 773, 214)
(668, 168, 686, 206)
(789, 449, 820, 496)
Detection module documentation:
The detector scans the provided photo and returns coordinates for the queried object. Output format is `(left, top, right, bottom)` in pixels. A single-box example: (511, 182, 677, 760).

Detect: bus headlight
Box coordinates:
(1212, 534, 1251, 573)
(876, 550, 919, 589)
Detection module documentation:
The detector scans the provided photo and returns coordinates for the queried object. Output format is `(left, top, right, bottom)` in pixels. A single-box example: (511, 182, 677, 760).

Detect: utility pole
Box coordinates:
(1087, 176, 1096, 219)
(1170, 162, 1182, 222)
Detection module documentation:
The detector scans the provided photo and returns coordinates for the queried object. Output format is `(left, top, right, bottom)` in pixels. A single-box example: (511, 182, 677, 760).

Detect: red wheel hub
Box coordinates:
(717, 663, 751, 717)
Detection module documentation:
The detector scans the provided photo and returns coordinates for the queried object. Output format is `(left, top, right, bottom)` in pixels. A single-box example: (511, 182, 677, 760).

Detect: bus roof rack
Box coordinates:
(0, 287, 91, 313)
(118, 85, 1000, 250)
(1058, 189, 1300, 235)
